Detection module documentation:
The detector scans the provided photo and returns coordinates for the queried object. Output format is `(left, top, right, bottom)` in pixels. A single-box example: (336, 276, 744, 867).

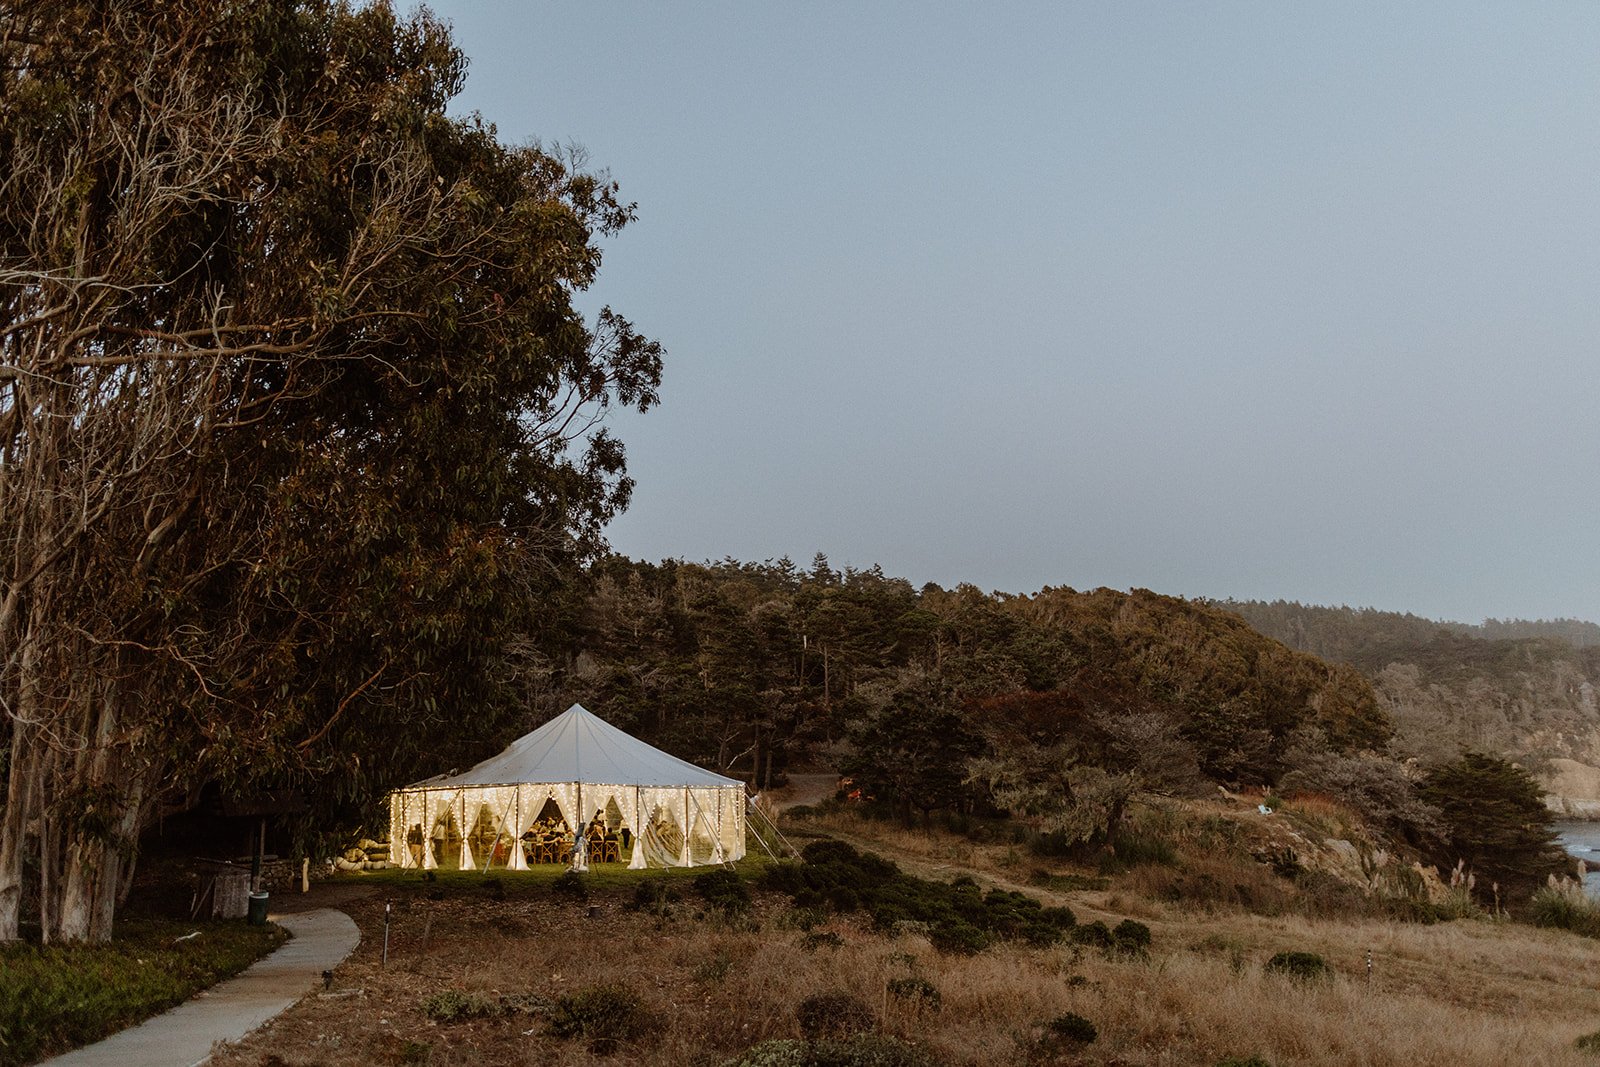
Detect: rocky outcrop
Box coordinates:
(1541, 758, 1600, 820)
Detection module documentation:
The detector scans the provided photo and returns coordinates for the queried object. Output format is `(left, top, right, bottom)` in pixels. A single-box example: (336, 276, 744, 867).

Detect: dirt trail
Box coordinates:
(761, 772, 838, 811)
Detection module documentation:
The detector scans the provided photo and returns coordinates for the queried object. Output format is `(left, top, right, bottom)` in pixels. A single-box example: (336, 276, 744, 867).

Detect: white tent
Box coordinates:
(387, 704, 746, 871)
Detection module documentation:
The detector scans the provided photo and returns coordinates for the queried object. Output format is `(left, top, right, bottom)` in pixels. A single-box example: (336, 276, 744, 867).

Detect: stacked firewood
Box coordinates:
(334, 836, 391, 871)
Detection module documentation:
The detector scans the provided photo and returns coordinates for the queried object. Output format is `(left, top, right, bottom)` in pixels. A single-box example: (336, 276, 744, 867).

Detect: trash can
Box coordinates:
(247, 891, 270, 925)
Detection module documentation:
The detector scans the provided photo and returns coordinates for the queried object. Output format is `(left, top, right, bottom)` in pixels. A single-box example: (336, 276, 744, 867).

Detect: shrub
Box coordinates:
(552, 870, 587, 900)
(797, 991, 876, 1040)
(1531, 877, 1600, 938)
(800, 930, 844, 953)
(1047, 1013, 1097, 1043)
(1264, 951, 1330, 982)
(1019, 1013, 1098, 1061)
(630, 878, 680, 914)
(810, 1035, 940, 1066)
(422, 989, 501, 1023)
(1576, 1029, 1600, 1055)
(886, 976, 941, 1012)
(547, 984, 651, 1052)
(1110, 830, 1178, 869)
(1217, 1057, 1273, 1067)
(802, 840, 864, 866)
(0, 919, 285, 1065)
(929, 922, 989, 956)
(776, 839, 1066, 952)
(1072, 920, 1112, 949)
(695, 868, 752, 914)
(1111, 919, 1151, 953)
(724, 1034, 939, 1067)
(795, 889, 829, 913)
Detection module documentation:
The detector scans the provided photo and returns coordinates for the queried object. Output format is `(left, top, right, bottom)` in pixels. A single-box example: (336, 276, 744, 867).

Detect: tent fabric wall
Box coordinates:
(387, 705, 746, 871)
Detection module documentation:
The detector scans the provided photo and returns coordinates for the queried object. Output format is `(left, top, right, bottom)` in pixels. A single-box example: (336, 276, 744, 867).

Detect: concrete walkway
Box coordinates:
(41, 908, 361, 1067)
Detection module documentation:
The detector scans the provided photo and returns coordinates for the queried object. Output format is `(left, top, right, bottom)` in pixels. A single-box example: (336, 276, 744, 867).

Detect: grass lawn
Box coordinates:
(350, 853, 776, 897)
(0, 917, 287, 1067)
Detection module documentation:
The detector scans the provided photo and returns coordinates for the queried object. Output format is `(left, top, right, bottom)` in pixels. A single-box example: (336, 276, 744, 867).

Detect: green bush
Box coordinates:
(695, 868, 752, 913)
(547, 984, 651, 1052)
(1264, 951, 1330, 981)
(773, 839, 1073, 953)
(422, 989, 502, 1023)
(1111, 919, 1152, 953)
(1072, 920, 1112, 949)
(929, 921, 989, 955)
(0, 919, 284, 1066)
(551, 870, 588, 900)
(630, 878, 680, 914)
(797, 990, 876, 1040)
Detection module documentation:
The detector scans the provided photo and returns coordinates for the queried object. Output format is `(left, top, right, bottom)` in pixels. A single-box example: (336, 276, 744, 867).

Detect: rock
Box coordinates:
(1541, 759, 1600, 820)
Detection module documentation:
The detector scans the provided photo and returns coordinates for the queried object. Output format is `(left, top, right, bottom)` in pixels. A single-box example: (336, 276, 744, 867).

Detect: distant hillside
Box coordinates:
(1219, 600, 1600, 769)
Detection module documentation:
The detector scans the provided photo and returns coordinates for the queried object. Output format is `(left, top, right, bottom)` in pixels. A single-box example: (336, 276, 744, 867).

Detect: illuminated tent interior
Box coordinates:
(387, 704, 746, 871)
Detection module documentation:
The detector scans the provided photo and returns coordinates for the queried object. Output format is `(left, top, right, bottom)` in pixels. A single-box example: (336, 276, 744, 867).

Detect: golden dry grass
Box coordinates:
(208, 811, 1600, 1067)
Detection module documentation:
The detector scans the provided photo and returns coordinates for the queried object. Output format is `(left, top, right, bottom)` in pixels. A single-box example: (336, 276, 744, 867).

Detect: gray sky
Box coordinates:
(427, 1, 1600, 624)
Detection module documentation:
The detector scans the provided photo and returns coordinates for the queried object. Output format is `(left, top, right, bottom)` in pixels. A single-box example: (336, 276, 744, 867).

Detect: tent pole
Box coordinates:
(511, 786, 526, 871)
(422, 791, 437, 869)
(575, 780, 585, 871)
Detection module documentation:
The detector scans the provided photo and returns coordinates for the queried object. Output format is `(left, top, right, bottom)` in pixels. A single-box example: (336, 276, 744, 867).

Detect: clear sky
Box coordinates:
(426, 1, 1600, 624)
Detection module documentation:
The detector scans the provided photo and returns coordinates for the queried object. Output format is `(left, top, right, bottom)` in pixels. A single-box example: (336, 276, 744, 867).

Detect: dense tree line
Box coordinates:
(540, 559, 1387, 822)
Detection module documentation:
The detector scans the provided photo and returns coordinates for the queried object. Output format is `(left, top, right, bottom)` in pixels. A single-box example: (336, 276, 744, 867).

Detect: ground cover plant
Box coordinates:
(762, 840, 1080, 953)
(0, 918, 285, 1066)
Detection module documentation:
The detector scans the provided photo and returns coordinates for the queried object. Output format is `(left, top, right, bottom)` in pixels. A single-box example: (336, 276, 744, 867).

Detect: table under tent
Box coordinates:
(388, 703, 747, 871)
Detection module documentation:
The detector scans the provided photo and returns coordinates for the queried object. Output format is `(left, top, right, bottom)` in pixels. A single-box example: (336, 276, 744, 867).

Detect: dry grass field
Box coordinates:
(208, 806, 1600, 1067)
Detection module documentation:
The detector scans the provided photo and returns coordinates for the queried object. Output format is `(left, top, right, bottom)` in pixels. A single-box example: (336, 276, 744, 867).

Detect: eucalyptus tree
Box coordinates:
(0, 0, 661, 941)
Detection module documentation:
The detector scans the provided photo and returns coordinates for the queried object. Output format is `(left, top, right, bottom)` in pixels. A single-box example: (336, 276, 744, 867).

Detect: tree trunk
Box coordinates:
(0, 617, 48, 942)
(52, 676, 140, 944)
(0, 724, 35, 941)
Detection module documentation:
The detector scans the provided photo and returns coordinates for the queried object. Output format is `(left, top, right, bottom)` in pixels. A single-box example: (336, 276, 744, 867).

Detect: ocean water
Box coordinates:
(1553, 821, 1600, 895)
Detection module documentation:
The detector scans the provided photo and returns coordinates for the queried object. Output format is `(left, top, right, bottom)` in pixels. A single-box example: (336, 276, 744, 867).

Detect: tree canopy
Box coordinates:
(1, 0, 661, 941)
(1419, 753, 1564, 893)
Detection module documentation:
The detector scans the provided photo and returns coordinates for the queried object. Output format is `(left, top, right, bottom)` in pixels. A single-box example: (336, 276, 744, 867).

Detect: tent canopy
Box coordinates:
(405, 703, 742, 790)
(388, 704, 746, 872)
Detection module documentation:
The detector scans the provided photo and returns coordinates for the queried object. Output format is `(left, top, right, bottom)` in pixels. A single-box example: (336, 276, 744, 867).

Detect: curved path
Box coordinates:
(41, 908, 360, 1067)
